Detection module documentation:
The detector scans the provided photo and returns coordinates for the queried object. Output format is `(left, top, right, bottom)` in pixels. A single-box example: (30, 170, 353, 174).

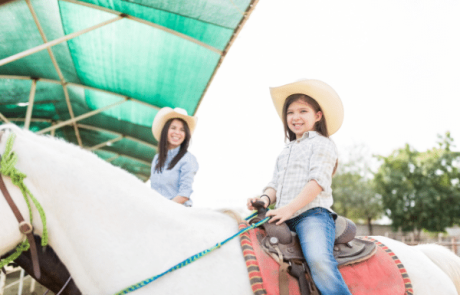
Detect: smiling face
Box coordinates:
(167, 119, 186, 150)
(286, 99, 322, 139)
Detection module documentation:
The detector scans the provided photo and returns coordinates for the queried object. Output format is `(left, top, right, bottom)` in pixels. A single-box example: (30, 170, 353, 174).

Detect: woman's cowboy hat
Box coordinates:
(270, 79, 344, 135)
(151, 107, 197, 141)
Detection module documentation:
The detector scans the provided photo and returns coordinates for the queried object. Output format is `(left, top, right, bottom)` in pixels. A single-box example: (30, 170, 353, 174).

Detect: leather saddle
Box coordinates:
(249, 201, 377, 295)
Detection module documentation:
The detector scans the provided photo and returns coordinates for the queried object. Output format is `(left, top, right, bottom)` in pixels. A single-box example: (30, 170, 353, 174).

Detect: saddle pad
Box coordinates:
(238, 222, 413, 295)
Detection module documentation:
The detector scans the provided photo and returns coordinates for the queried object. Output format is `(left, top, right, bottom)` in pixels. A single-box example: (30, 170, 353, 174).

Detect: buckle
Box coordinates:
(19, 221, 33, 235)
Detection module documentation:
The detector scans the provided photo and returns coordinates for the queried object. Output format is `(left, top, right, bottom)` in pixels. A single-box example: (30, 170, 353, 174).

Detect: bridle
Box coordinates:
(0, 131, 75, 295)
(0, 131, 41, 278)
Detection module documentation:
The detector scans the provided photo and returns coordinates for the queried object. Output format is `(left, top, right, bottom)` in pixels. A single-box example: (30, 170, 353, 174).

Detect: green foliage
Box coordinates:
(332, 144, 383, 230)
(374, 132, 460, 233)
(332, 172, 383, 223)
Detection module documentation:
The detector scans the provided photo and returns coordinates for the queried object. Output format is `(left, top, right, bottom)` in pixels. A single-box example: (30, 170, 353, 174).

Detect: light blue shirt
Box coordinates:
(150, 147, 199, 207)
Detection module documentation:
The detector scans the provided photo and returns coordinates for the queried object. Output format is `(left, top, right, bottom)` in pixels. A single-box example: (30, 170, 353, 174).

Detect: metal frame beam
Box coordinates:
(24, 79, 37, 130)
(1, 118, 157, 151)
(25, 0, 84, 146)
(0, 75, 161, 111)
(102, 152, 151, 167)
(37, 98, 128, 134)
(0, 112, 11, 124)
(193, 0, 259, 114)
(87, 135, 123, 151)
(77, 123, 157, 150)
(0, 15, 123, 67)
(60, 0, 223, 55)
(63, 84, 83, 146)
(25, 0, 65, 83)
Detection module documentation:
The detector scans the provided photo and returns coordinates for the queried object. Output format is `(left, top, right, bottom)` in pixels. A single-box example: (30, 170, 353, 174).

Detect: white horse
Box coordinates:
(0, 124, 460, 295)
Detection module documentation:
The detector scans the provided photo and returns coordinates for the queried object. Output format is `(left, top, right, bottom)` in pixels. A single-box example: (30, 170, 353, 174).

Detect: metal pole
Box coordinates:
(0, 16, 123, 67)
(60, 0, 223, 55)
(24, 79, 37, 130)
(0, 112, 10, 124)
(87, 135, 123, 151)
(37, 99, 128, 134)
(17, 269, 24, 295)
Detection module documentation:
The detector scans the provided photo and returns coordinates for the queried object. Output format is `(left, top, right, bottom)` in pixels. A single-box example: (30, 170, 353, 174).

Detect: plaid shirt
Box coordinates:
(265, 131, 338, 218)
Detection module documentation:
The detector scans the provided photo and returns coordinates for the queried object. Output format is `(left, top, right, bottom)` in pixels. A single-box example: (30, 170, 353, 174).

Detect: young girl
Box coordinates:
(247, 79, 351, 294)
(150, 107, 199, 207)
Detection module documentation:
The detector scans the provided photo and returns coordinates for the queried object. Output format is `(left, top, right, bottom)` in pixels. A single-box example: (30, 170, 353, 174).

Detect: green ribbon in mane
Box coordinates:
(0, 133, 48, 269)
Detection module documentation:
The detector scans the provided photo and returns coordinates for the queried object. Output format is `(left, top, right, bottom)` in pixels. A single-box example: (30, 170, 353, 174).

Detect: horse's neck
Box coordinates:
(12, 131, 240, 293)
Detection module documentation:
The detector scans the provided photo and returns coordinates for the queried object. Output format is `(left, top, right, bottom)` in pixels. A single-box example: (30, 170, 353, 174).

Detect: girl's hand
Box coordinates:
(246, 197, 269, 210)
(266, 206, 295, 225)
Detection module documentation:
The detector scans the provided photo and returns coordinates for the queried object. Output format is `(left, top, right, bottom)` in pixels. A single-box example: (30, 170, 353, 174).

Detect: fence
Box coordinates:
(383, 232, 460, 256)
(0, 266, 37, 295)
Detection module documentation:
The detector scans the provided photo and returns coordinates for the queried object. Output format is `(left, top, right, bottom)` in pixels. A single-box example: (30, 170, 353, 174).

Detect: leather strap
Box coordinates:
(0, 174, 41, 279)
(279, 260, 290, 295)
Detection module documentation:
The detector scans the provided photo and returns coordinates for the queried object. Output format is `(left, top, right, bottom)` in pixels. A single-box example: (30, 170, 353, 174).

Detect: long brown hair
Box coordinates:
(154, 118, 191, 173)
(282, 93, 338, 175)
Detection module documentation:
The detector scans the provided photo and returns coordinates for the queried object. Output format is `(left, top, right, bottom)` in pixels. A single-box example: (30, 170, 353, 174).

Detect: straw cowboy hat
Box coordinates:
(270, 79, 344, 135)
(151, 107, 197, 141)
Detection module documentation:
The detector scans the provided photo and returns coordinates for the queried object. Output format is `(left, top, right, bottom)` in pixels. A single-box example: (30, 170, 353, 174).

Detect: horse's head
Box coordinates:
(0, 125, 28, 256)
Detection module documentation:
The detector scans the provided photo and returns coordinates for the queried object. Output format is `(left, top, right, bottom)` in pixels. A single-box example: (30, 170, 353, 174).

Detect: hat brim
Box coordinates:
(269, 79, 344, 135)
(151, 107, 197, 141)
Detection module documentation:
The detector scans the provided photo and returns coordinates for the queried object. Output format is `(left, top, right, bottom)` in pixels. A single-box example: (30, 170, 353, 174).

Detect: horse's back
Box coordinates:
(373, 236, 458, 295)
(416, 243, 460, 294)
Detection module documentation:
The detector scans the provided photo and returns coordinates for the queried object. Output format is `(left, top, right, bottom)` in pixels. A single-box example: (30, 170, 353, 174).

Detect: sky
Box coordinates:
(188, 0, 460, 212)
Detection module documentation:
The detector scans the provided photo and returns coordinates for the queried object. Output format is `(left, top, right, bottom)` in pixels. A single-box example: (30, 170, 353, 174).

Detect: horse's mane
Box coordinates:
(416, 243, 460, 293)
(0, 124, 146, 186)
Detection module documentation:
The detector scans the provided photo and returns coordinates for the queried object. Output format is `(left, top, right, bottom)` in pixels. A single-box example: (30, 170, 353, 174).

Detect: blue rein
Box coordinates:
(114, 212, 269, 295)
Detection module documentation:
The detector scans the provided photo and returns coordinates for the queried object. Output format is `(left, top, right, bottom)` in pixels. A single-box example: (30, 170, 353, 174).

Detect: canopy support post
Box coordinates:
(24, 79, 37, 130)
(25, 0, 65, 83)
(26, 0, 83, 146)
(63, 85, 83, 146)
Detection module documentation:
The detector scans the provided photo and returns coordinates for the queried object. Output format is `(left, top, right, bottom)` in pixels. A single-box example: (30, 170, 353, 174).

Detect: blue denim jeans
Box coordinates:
(285, 207, 352, 295)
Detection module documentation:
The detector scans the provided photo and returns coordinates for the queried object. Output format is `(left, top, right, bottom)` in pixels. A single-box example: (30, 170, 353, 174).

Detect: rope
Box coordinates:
(0, 133, 48, 269)
(114, 214, 270, 295)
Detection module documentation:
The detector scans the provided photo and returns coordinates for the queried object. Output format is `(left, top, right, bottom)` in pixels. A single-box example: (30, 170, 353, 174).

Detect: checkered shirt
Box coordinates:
(265, 131, 338, 218)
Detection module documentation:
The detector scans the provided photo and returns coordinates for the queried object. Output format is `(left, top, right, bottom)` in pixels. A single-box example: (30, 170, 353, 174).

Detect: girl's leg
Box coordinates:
(286, 208, 351, 295)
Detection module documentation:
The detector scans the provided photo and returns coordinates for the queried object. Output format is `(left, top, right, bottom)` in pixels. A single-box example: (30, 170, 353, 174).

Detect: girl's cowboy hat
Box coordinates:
(151, 107, 197, 141)
(270, 79, 344, 135)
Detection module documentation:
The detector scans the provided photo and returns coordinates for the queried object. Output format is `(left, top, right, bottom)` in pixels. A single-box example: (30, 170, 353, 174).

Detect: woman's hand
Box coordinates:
(246, 196, 269, 210)
(266, 205, 295, 225)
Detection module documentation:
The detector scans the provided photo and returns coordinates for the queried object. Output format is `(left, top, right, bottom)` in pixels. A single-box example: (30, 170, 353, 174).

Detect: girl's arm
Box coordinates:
(266, 180, 322, 225)
(247, 187, 276, 210)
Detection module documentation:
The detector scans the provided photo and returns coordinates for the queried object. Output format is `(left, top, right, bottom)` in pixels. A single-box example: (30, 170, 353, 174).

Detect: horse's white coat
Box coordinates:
(1, 124, 460, 295)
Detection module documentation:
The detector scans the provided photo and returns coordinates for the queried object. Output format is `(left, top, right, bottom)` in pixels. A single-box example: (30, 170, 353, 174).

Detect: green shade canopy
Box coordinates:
(0, 0, 258, 181)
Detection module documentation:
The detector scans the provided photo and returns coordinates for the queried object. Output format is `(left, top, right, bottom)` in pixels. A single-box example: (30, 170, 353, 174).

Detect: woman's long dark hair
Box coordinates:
(282, 93, 329, 142)
(154, 118, 191, 173)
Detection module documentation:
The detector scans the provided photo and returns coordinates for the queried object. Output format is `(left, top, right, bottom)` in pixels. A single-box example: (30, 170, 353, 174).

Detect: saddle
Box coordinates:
(249, 201, 377, 295)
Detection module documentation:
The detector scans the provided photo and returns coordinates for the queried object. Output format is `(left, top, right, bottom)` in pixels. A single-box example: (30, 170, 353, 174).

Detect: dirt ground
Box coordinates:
(3, 269, 52, 295)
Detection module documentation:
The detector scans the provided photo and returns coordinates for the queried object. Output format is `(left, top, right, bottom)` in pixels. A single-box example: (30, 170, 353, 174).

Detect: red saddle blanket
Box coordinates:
(238, 222, 413, 295)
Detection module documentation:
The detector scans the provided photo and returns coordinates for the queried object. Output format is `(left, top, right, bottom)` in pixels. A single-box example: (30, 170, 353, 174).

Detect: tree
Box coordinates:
(332, 144, 383, 235)
(374, 132, 460, 238)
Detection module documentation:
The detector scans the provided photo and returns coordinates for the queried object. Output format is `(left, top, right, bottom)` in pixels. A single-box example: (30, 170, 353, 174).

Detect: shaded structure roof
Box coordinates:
(0, 0, 258, 180)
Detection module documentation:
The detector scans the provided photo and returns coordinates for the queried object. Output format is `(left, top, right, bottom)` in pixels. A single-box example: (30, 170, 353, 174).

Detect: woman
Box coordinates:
(150, 107, 199, 207)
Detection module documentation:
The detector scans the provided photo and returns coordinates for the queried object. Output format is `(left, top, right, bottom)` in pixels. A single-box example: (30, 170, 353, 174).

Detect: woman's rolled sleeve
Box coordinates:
(178, 154, 199, 198)
(306, 140, 337, 195)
